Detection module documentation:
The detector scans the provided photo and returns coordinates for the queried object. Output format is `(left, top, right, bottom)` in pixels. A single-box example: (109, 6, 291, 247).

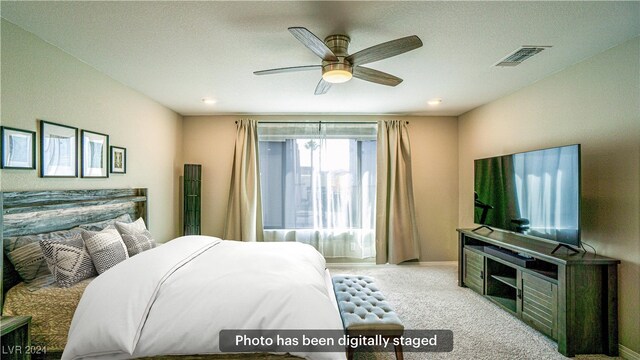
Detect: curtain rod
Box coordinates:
(234, 121, 409, 125)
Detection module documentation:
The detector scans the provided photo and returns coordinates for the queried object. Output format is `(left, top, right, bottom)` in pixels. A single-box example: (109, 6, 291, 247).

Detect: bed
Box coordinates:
(1, 189, 344, 360)
(2, 189, 149, 354)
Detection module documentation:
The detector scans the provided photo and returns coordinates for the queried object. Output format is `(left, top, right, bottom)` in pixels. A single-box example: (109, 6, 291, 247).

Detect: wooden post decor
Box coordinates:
(183, 164, 202, 236)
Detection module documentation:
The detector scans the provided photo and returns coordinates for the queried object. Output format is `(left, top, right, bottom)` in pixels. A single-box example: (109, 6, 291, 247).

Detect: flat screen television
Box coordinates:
(474, 144, 581, 251)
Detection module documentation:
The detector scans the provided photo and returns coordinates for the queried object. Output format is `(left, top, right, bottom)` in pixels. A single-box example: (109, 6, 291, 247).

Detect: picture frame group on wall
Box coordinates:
(6, 119, 127, 178)
(1, 126, 36, 169)
(110, 146, 126, 174)
(40, 120, 78, 177)
(81, 130, 109, 178)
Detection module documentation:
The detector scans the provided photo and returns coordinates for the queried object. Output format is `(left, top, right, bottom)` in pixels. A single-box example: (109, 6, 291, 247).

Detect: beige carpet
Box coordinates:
(328, 263, 620, 360)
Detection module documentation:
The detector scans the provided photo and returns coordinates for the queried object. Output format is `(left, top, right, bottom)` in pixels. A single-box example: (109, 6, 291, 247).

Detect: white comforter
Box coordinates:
(62, 236, 345, 360)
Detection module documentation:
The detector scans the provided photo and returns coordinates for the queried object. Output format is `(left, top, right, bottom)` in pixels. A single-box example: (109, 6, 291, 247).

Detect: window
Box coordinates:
(258, 123, 376, 259)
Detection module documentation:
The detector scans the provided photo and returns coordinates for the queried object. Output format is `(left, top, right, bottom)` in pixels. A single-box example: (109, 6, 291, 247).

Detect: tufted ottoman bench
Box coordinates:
(332, 275, 404, 360)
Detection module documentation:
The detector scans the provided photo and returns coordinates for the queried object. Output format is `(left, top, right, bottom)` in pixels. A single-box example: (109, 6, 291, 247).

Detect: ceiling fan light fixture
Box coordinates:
(322, 63, 353, 84)
(255, 27, 422, 94)
(323, 69, 352, 84)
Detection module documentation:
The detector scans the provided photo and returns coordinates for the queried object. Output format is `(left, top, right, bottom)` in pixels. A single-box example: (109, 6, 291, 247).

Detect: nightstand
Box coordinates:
(1, 316, 31, 360)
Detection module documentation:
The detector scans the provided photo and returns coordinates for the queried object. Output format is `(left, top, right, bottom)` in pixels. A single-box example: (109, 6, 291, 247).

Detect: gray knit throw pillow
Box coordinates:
(115, 218, 157, 256)
(81, 228, 129, 274)
(40, 236, 97, 287)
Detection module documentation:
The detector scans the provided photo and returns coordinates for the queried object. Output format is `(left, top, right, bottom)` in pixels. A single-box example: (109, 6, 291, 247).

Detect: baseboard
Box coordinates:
(326, 263, 376, 267)
(620, 344, 640, 360)
(327, 261, 458, 267)
(417, 261, 458, 266)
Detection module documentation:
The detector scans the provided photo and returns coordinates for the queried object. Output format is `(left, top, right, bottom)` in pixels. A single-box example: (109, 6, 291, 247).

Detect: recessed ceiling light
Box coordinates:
(428, 98, 442, 106)
(202, 98, 217, 105)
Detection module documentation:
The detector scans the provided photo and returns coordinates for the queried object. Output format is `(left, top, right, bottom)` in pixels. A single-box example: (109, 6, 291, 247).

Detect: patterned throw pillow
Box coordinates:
(4, 228, 83, 290)
(115, 217, 157, 256)
(81, 229, 129, 274)
(40, 236, 98, 288)
(78, 214, 132, 232)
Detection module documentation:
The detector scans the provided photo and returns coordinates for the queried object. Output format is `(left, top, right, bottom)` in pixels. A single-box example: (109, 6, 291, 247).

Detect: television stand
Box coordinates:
(471, 225, 493, 233)
(457, 228, 620, 357)
(551, 243, 580, 255)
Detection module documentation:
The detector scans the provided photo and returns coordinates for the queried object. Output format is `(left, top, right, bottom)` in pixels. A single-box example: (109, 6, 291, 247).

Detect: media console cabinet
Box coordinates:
(457, 228, 619, 357)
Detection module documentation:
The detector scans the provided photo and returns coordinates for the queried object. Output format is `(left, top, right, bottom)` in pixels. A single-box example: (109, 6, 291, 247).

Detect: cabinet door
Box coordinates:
(464, 249, 485, 294)
(521, 272, 558, 340)
(0, 323, 31, 360)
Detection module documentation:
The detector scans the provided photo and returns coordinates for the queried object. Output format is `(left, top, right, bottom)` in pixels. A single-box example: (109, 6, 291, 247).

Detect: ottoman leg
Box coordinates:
(346, 346, 355, 360)
(394, 342, 404, 360)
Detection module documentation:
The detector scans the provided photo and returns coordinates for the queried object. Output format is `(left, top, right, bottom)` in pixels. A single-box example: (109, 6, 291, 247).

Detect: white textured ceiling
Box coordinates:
(1, 1, 639, 116)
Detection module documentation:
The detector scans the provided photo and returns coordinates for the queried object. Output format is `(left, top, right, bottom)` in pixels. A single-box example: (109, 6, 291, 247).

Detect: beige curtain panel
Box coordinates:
(224, 119, 264, 241)
(375, 120, 420, 264)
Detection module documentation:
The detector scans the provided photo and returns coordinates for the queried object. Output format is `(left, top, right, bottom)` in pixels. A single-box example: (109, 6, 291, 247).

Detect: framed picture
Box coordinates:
(110, 146, 126, 174)
(1, 126, 36, 169)
(81, 130, 109, 178)
(40, 120, 78, 177)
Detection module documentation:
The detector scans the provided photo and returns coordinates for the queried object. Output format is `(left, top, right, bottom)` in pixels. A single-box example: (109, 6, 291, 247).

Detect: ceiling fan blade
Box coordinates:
(353, 66, 403, 87)
(254, 65, 321, 76)
(346, 35, 423, 66)
(314, 79, 332, 95)
(289, 27, 338, 61)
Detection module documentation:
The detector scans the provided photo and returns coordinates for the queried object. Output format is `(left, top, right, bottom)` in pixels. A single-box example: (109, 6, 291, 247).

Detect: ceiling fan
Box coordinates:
(254, 27, 423, 95)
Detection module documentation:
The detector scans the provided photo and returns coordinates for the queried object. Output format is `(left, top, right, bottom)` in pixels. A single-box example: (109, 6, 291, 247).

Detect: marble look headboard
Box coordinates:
(1, 188, 147, 305)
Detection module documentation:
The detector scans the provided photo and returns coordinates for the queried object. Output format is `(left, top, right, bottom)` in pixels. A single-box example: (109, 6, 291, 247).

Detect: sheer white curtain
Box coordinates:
(258, 123, 377, 259)
(513, 146, 579, 238)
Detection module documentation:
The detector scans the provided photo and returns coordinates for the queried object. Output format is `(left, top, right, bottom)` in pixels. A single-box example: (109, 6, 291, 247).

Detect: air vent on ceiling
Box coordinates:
(495, 46, 551, 67)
